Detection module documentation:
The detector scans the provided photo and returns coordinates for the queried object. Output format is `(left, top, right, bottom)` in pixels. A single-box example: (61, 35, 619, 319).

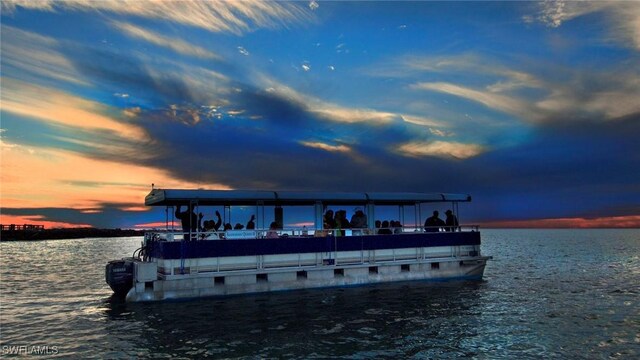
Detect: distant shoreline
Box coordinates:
(0, 228, 145, 241)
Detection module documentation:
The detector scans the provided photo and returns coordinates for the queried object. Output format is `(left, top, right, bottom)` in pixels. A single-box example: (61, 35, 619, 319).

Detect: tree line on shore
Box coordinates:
(0, 228, 145, 241)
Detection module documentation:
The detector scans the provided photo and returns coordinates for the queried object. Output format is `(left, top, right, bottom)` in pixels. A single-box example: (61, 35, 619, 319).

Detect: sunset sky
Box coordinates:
(1, 1, 639, 229)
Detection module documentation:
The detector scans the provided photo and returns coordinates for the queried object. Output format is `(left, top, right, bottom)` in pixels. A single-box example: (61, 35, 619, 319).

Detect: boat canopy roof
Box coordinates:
(145, 189, 471, 206)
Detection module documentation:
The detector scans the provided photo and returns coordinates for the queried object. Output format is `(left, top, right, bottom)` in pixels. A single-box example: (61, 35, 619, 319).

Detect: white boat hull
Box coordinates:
(125, 256, 490, 302)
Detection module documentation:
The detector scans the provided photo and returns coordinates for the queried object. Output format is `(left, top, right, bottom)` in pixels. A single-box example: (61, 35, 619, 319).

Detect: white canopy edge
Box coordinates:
(145, 189, 471, 206)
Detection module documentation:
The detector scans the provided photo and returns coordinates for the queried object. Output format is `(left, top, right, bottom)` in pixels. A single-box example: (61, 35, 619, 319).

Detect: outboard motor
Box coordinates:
(105, 259, 134, 296)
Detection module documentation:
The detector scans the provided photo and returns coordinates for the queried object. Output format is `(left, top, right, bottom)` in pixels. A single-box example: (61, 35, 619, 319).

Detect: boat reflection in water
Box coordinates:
(106, 189, 491, 302)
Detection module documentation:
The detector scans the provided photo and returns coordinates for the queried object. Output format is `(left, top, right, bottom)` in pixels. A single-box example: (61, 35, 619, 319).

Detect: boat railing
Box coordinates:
(144, 225, 480, 242)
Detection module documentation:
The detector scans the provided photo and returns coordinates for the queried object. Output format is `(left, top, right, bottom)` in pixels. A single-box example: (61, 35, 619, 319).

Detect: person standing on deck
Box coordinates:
(175, 204, 200, 240)
(424, 211, 445, 232)
(445, 210, 459, 232)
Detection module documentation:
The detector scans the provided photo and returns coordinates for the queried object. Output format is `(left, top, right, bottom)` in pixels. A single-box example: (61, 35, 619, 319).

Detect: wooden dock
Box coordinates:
(1, 224, 45, 241)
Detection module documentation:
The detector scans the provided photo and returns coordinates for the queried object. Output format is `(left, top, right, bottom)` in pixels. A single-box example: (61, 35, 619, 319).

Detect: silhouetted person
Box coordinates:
(338, 210, 350, 228)
(335, 210, 350, 236)
(350, 208, 368, 228)
(424, 211, 445, 232)
(246, 215, 256, 230)
(266, 221, 279, 238)
(324, 210, 336, 229)
(175, 204, 200, 240)
(445, 210, 459, 232)
(234, 223, 244, 230)
(203, 210, 222, 232)
(378, 220, 393, 235)
(391, 220, 403, 234)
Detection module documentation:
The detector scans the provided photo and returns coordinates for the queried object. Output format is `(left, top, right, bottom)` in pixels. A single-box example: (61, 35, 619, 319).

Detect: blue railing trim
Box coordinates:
(148, 232, 480, 260)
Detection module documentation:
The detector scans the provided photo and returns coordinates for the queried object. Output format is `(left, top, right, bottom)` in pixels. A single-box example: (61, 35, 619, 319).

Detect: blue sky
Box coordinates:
(1, 1, 639, 228)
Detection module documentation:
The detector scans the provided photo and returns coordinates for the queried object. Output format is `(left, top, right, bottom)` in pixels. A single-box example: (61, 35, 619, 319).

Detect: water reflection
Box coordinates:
(3, 231, 639, 358)
(99, 281, 489, 358)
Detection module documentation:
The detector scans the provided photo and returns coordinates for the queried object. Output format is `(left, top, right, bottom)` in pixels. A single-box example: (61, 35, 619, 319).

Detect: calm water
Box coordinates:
(1, 229, 638, 359)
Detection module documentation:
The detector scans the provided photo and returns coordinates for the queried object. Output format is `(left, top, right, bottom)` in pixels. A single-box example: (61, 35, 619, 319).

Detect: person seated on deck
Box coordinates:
(266, 222, 279, 238)
(323, 210, 336, 229)
(424, 211, 445, 232)
(202, 211, 223, 232)
(175, 204, 200, 240)
(335, 210, 350, 236)
(234, 223, 244, 230)
(246, 215, 256, 230)
(391, 220, 403, 234)
(378, 220, 393, 235)
(445, 210, 459, 232)
(218, 222, 233, 239)
(375, 220, 381, 233)
(351, 208, 367, 235)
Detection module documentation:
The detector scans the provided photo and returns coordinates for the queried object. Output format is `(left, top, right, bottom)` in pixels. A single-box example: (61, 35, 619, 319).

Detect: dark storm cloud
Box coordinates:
(463, 112, 640, 221)
(127, 83, 434, 191)
(68, 47, 196, 105)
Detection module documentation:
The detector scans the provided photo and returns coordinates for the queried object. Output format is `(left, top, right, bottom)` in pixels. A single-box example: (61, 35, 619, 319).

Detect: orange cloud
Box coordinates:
(0, 141, 229, 211)
(0, 78, 147, 140)
(134, 221, 171, 229)
(0, 214, 91, 229)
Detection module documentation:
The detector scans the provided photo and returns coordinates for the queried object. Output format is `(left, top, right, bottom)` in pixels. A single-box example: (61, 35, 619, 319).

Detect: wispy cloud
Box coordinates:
(237, 46, 250, 56)
(0, 26, 87, 85)
(529, 1, 640, 50)
(536, 81, 640, 120)
(300, 141, 351, 153)
(403, 52, 640, 124)
(402, 54, 545, 92)
(413, 75, 640, 124)
(2, 0, 313, 35)
(530, 1, 608, 28)
(485, 70, 544, 93)
(396, 140, 485, 160)
(112, 21, 222, 60)
(400, 114, 447, 128)
(261, 80, 396, 125)
(429, 128, 454, 137)
(411, 82, 530, 118)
